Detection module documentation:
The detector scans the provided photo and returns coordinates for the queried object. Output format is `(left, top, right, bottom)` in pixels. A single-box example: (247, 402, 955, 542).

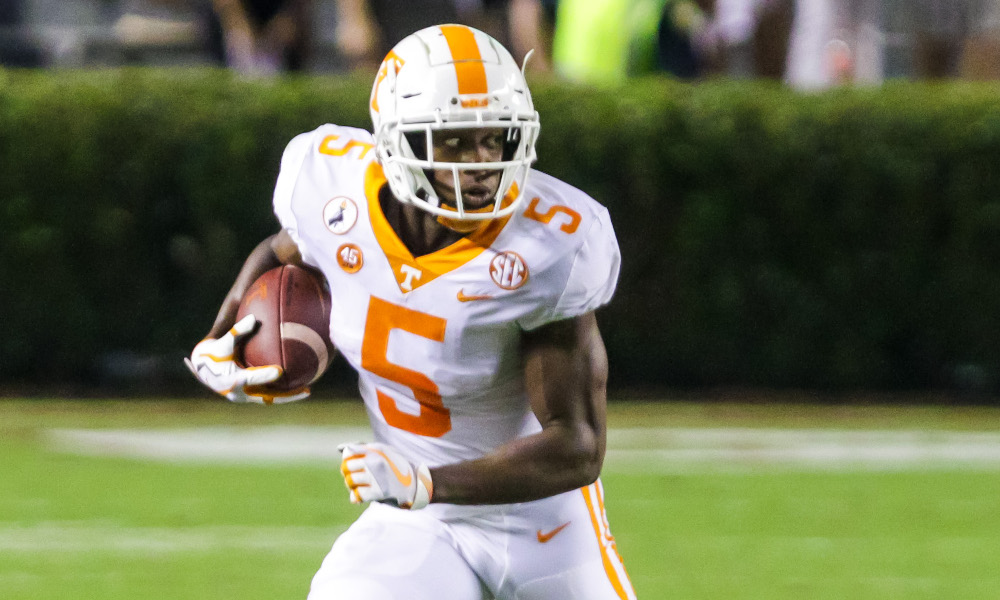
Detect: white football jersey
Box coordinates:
(273, 124, 620, 469)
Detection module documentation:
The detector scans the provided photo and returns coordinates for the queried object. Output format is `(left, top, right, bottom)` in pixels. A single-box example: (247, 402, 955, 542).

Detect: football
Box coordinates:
(236, 265, 335, 394)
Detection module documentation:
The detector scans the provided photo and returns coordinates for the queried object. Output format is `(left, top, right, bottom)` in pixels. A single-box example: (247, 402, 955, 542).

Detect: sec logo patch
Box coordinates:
(490, 251, 528, 290)
(324, 197, 358, 234)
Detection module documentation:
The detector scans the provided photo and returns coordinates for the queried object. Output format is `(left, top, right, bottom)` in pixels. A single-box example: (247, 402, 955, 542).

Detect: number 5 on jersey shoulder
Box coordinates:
(320, 134, 374, 160)
(523, 197, 582, 234)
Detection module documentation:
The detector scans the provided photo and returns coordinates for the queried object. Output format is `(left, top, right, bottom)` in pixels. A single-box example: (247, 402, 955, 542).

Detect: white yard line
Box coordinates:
(47, 426, 1000, 472)
(606, 427, 1000, 473)
(0, 522, 344, 553)
(47, 426, 370, 465)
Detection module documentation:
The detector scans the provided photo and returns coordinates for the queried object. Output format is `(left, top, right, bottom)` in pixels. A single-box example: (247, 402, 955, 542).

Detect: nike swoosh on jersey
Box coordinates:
(536, 522, 571, 543)
(457, 289, 494, 302)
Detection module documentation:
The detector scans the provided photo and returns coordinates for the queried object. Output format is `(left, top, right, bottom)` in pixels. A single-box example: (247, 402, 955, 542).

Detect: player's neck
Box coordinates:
(379, 188, 466, 257)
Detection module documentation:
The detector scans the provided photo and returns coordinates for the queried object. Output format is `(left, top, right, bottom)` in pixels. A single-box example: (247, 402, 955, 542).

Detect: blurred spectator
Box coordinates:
(551, 0, 669, 84)
(551, 0, 794, 83)
(752, 0, 796, 78)
(910, 0, 997, 79)
(207, 0, 312, 74)
(111, 0, 205, 65)
(507, 0, 557, 73)
(333, 0, 555, 74)
(785, 0, 1000, 90)
(696, 0, 796, 79)
(332, 0, 380, 71)
(334, 0, 458, 71)
(0, 0, 44, 66)
(960, 0, 1000, 79)
(784, 0, 840, 89)
(458, 0, 511, 48)
(657, 0, 709, 78)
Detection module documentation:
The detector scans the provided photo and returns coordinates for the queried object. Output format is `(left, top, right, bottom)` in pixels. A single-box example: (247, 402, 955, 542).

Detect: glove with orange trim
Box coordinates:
(184, 314, 307, 404)
(338, 442, 433, 510)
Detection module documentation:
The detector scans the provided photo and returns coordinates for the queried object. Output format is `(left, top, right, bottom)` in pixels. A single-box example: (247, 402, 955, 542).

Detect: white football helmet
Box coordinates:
(370, 24, 540, 221)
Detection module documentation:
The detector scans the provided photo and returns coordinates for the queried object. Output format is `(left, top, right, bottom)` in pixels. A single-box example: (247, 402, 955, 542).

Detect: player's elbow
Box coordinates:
(560, 423, 603, 487)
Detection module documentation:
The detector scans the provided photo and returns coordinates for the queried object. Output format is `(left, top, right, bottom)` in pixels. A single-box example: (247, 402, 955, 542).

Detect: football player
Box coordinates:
(186, 24, 635, 600)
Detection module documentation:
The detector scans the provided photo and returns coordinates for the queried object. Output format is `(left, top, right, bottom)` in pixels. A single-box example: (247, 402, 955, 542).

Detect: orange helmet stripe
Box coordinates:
(439, 25, 488, 96)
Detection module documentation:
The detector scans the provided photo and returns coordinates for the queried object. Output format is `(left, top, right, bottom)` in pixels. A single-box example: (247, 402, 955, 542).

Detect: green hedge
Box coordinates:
(3, 69, 1000, 393)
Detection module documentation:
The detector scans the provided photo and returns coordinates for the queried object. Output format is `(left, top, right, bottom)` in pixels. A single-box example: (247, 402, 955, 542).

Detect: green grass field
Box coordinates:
(3, 397, 1000, 599)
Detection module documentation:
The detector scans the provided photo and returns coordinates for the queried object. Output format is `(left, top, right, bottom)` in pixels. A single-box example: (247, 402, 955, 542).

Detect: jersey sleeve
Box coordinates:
(272, 131, 319, 268)
(519, 206, 621, 330)
(554, 206, 620, 316)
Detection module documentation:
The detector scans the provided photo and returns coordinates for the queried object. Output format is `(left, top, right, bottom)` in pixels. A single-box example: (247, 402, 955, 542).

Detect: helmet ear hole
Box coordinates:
(403, 132, 428, 160)
(502, 128, 521, 161)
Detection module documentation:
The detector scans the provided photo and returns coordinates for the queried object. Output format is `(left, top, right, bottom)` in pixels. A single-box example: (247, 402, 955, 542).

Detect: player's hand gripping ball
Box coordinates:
(236, 265, 335, 396)
(184, 314, 288, 403)
(186, 265, 335, 404)
(339, 442, 433, 510)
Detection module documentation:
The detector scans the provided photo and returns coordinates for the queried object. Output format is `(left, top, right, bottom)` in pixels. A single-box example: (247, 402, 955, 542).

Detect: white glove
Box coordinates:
(339, 442, 433, 510)
(184, 314, 308, 404)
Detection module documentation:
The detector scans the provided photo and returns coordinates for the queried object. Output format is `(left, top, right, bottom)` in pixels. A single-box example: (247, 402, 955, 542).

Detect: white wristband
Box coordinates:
(411, 464, 433, 510)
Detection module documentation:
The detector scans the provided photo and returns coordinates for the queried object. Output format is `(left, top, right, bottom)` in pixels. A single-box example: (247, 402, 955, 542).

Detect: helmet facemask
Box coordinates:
(386, 118, 539, 220)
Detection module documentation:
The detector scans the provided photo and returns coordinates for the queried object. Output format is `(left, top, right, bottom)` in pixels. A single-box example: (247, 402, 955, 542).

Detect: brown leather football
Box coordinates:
(236, 265, 335, 393)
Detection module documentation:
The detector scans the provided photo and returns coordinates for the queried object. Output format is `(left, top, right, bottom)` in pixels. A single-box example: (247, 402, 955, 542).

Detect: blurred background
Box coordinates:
(4, 0, 1000, 399)
(4, 0, 1000, 83)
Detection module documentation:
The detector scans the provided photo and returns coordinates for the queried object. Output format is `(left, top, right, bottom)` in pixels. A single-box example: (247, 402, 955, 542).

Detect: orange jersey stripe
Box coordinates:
(594, 481, 635, 592)
(439, 25, 489, 96)
(582, 483, 634, 600)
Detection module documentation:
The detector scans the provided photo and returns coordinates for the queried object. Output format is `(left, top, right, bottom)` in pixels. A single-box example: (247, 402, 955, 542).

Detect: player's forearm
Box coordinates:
(429, 421, 603, 505)
(434, 314, 607, 504)
(206, 235, 283, 339)
(428, 315, 610, 505)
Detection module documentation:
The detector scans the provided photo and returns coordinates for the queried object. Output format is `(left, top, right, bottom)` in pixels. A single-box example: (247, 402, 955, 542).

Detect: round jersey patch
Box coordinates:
(337, 243, 364, 273)
(490, 251, 529, 290)
(324, 197, 358, 234)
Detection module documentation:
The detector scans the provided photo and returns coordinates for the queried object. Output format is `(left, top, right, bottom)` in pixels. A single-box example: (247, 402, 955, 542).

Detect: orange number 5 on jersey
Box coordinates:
(523, 198, 582, 234)
(320, 134, 375, 160)
(361, 296, 451, 437)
